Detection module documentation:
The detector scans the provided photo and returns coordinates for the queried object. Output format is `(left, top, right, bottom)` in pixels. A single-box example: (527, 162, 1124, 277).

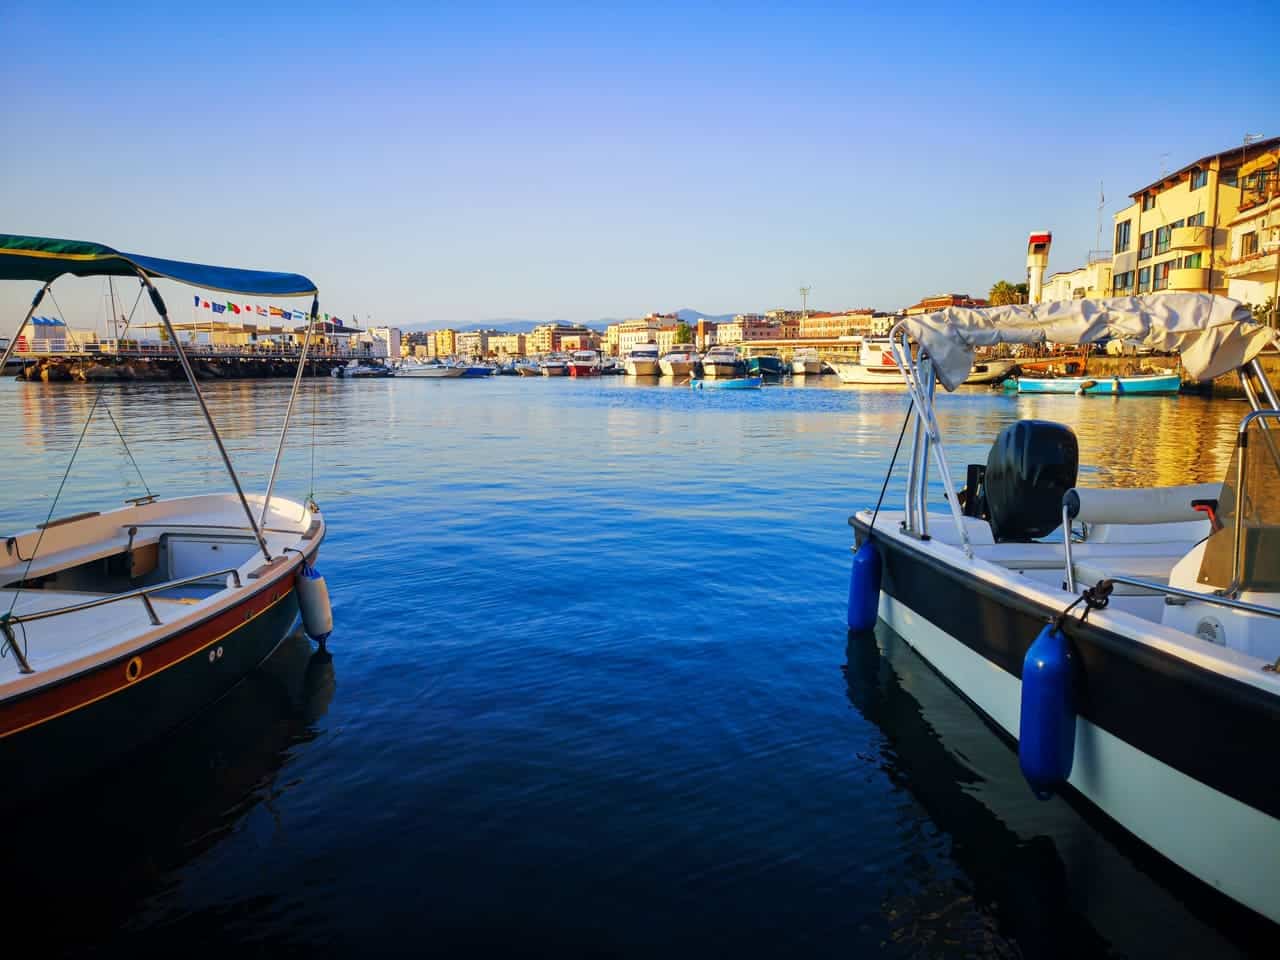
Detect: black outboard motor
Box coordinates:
(984, 420, 1078, 542)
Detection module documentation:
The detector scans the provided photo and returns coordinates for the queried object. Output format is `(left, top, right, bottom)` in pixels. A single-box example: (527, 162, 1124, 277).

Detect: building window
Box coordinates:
(1182, 253, 1202, 269)
(1153, 260, 1175, 290)
(1221, 167, 1238, 188)
(1112, 271, 1134, 295)
(1114, 219, 1131, 253)
(1241, 231, 1259, 257)
(1139, 231, 1154, 260)
(1187, 212, 1206, 227)
(1137, 267, 1151, 293)
(1190, 168, 1208, 190)
(1156, 226, 1172, 255)
(1142, 193, 1156, 211)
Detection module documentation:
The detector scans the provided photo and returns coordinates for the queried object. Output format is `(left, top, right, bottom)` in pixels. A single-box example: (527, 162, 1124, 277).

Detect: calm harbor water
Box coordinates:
(0, 376, 1268, 957)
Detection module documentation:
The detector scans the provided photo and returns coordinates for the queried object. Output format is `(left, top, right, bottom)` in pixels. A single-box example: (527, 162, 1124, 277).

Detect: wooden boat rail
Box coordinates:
(0, 565, 245, 675)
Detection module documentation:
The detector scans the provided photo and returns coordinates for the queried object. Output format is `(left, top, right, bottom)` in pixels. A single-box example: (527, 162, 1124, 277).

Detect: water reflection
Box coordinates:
(0, 631, 335, 954)
(843, 625, 1267, 958)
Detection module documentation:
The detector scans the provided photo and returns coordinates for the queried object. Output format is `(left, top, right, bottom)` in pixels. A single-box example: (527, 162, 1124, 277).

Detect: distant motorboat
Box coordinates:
(460, 362, 496, 378)
(623, 343, 660, 377)
(331, 359, 393, 378)
(514, 359, 542, 376)
(791, 347, 822, 375)
(1013, 372, 1181, 395)
(659, 346, 698, 378)
(397, 360, 464, 378)
(829, 338, 904, 386)
(690, 376, 762, 390)
(963, 357, 1018, 385)
(700, 345, 741, 379)
(567, 350, 601, 377)
(745, 355, 787, 381)
(541, 354, 569, 376)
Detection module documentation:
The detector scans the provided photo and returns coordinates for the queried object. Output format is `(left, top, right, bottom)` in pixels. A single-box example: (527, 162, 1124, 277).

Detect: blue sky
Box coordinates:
(3, 1, 1279, 331)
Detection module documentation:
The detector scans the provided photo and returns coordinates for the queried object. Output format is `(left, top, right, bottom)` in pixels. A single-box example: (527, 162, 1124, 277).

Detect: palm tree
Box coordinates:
(989, 280, 1028, 306)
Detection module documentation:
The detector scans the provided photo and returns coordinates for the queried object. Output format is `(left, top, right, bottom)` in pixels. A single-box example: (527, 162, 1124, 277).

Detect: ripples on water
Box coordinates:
(0, 377, 1265, 957)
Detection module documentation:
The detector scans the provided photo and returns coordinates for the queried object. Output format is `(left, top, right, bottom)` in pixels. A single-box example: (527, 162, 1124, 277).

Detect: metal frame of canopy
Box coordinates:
(0, 234, 322, 564)
(884, 294, 1280, 603)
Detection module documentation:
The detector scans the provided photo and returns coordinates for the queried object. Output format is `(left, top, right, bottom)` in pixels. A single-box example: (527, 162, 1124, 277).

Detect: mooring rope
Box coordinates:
(868, 404, 914, 535)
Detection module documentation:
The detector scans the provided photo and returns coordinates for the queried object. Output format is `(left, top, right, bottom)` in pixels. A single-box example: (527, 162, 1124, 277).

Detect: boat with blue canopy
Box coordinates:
(0, 233, 333, 807)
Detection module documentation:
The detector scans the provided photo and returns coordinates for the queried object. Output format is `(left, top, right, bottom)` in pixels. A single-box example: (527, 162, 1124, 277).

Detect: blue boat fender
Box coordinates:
(846, 539, 882, 632)
(297, 562, 333, 643)
(1019, 621, 1075, 799)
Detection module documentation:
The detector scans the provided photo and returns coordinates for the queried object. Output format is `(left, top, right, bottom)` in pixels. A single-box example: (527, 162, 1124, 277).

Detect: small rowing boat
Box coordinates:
(1014, 372, 1181, 395)
(690, 376, 762, 390)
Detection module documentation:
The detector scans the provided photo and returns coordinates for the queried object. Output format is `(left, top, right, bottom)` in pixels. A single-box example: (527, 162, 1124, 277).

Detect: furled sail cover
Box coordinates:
(0, 233, 316, 297)
(903, 294, 1278, 391)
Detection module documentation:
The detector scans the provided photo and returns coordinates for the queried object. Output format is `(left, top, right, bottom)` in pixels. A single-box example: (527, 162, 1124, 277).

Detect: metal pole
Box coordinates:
(260, 296, 317, 527)
(0, 281, 51, 371)
(916, 355, 935, 539)
(139, 272, 272, 562)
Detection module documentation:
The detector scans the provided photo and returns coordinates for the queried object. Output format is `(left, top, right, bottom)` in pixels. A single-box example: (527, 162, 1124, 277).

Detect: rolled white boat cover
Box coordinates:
(1064, 482, 1222, 526)
(902, 294, 1278, 391)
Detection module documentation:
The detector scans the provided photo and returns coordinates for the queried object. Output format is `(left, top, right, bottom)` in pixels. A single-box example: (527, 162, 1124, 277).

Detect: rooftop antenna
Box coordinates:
(1243, 132, 1266, 146)
(799, 286, 811, 321)
(1095, 180, 1106, 254)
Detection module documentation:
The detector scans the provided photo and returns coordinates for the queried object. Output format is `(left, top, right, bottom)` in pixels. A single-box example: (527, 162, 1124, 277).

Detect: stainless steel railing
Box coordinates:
(0, 566, 244, 675)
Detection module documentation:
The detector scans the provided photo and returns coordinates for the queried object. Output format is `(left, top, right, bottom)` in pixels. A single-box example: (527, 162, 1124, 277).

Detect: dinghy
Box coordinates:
(0, 233, 331, 806)
(1014, 371, 1181, 394)
(690, 376, 762, 390)
(845, 293, 1280, 924)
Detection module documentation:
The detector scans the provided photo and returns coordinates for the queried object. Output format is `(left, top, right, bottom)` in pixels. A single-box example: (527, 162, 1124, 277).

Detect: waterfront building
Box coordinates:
(529, 322, 596, 354)
(715, 314, 781, 344)
(403, 330, 432, 358)
(870, 314, 900, 336)
(603, 323, 621, 357)
(457, 328, 505, 358)
(765, 309, 803, 338)
(904, 294, 988, 315)
(616, 317, 663, 355)
(1041, 254, 1114, 302)
(797, 310, 875, 338)
(560, 331, 602, 352)
(1109, 136, 1280, 297)
(489, 333, 528, 358)
(694, 319, 718, 350)
(436, 328, 457, 357)
(1223, 154, 1280, 310)
(655, 325, 681, 354)
(361, 326, 401, 359)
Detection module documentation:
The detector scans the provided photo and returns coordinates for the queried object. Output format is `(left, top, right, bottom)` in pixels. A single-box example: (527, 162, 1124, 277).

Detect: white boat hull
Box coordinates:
(398, 366, 463, 378)
(660, 359, 695, 378)
(830, 361, 905, 385)
(625, 359, 660, 377)
(702, 362, 738, 379)
(963, 358, 1017, 384)
(792, 360, 822, 375)
(542, 365, 567, 377)
(859, 514, 1280, 924)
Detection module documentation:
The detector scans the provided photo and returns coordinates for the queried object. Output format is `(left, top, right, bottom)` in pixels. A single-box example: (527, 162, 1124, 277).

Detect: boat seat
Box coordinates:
(1072, 554, 1184, 595)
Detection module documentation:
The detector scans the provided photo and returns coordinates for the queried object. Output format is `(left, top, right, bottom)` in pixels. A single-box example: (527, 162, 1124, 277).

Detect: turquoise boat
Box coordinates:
(690, 376, 762, 390)
(1014, 372, 1181, 395)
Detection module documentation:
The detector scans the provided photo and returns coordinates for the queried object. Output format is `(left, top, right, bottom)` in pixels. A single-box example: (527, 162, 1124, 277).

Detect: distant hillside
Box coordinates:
(676, 308, 737, 324)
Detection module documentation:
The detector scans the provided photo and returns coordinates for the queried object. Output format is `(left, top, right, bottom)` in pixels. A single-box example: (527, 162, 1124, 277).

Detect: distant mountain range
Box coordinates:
(402, 308, 739, 334)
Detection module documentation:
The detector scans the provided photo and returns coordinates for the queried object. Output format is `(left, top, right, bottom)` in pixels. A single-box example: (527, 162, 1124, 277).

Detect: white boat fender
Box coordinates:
(296, 561, 333, 643)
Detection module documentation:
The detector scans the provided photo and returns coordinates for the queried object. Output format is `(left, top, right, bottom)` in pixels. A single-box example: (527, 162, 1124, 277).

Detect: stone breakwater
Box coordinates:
(10, 357, 348, 383)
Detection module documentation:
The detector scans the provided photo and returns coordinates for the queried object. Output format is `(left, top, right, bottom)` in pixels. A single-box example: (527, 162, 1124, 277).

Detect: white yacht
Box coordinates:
(699, 345, 741, 379)
(830, 338, 904, 385)
(624, 342, 660, 377)
(659, 345, 699, 379)
(397, 359, 464, 378)
(540, 353, 569, 377)
(791, 347, 822, 375)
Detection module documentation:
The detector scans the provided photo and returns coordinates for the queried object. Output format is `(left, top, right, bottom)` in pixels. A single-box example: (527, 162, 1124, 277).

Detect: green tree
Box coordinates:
(673, 321, 693, 344)
(988, 280, 1029, 306)
(1250, 296, 1277, 329)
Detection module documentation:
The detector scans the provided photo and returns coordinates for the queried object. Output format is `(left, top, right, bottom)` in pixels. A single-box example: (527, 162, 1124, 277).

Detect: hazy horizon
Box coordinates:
(3, 1, 1278, 333)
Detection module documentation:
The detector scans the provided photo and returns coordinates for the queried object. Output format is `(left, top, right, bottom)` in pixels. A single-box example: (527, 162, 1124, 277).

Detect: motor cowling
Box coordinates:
(984, 420, 1078, 542)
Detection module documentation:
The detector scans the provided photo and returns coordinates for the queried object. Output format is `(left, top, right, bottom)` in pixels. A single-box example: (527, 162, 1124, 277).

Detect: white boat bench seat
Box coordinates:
(1072, 555, 1184, 595)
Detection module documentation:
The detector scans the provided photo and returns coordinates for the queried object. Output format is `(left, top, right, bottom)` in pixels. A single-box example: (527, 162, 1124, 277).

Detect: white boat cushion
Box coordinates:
(1073, 555, 1183, 594)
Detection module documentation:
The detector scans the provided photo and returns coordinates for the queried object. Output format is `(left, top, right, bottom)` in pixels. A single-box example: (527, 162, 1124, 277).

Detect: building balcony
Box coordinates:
(1168, 267, 1210, 291)
(1224, 250, 1279, 280)
(1168, 226, 1222, 251)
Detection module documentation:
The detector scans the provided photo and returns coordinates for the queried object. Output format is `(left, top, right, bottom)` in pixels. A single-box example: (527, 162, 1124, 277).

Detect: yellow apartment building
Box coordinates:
(1222, 151, 1279, 311)
(1041, 255, 1114, 302)
(435, 328, 457, 357)
(1110, 137, 1280, 297)
(489, 333, 527, 357)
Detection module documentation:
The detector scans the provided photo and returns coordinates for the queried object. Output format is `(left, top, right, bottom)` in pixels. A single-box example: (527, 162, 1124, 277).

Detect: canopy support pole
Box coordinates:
(260, 296, 318, 527)
(0, 282, 51, 371)
(138, 272, 272, 562)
